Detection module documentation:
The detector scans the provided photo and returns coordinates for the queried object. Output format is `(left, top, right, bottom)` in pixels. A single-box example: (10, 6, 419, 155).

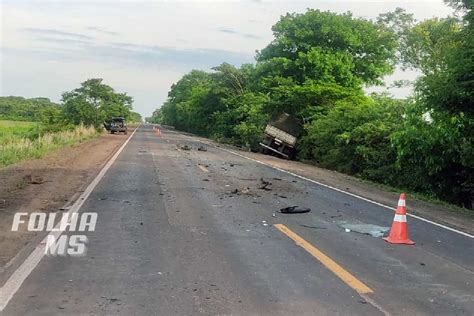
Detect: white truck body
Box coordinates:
(264, 125, 297, 146)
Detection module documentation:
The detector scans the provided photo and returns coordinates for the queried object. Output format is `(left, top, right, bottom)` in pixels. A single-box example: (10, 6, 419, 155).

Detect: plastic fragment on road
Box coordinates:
(280, 206, 311, 214)
(341, 224, 389, 238)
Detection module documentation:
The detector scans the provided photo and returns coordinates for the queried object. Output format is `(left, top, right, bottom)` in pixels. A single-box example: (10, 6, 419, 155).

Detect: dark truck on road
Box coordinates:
(259, 113, 302, 159)
(104, 117, 128, 134)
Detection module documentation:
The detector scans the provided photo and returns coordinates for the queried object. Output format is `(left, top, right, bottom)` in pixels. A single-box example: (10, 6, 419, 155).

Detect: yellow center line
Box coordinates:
(197, 164, 209, 173)
(274, 224, 373, 294)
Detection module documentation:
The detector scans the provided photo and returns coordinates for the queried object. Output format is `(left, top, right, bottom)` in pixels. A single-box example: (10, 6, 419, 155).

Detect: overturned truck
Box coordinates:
(259, 113, 302, 159)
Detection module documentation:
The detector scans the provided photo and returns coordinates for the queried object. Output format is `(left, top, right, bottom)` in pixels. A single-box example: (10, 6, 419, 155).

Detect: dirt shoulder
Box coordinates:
(181, 132, 474, 236)
(0, 132, 129, 268)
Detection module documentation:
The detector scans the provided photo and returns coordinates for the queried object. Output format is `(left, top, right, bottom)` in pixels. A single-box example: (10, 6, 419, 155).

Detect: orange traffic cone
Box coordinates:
(156, 128, 161, 136)
(383, 193, 415, 245)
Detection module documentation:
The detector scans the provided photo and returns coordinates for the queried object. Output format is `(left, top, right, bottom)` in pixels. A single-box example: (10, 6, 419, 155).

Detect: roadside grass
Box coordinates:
(359, 178, 474, 217)
(0, 120, 40, 137)
(0, 121, 99, 167)
(299, 158, 474, 216)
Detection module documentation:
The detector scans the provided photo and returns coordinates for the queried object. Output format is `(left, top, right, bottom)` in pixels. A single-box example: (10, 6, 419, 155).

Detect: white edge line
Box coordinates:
(214, 146, 473, 239)
(0, 127, 138, 311)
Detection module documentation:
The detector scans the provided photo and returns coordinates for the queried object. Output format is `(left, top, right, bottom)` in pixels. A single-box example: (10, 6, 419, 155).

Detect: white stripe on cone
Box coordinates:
(394, 214, 407, 222)
(398, 199, 406, 207)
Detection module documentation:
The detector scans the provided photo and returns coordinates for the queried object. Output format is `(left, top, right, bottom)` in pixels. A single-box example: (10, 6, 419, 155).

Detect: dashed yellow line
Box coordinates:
(274, 224, 373, 294)
(197, 164, 209, 173)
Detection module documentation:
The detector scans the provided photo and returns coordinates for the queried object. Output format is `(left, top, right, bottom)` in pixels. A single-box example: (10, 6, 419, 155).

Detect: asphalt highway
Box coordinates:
(2, 125, 473, 315)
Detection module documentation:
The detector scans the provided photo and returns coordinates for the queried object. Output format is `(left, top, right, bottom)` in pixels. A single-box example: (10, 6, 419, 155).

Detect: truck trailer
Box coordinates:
(259, 113, 302, 159)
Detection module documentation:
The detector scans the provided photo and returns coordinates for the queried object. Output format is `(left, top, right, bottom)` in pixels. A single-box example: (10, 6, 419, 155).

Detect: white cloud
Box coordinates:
(1, 0, 455, 116)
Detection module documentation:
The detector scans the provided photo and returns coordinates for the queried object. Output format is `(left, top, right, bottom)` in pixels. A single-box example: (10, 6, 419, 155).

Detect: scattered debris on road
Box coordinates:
(259, 178, 272, 191)
(280, 206, 311, 214)
(229, 187, 257, 196)
(177, 144, 191, 150)
(241, 187, 251, 195)
(341, 224, 389, 238)
(101, 296, 121, 304)
(198, 145, 207, 151)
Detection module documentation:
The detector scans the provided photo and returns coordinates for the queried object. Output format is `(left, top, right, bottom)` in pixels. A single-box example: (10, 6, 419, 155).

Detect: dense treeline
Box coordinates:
(0, 97, 60, 122)
(152, 3, 473, 208)
(2, 79, 141, 129)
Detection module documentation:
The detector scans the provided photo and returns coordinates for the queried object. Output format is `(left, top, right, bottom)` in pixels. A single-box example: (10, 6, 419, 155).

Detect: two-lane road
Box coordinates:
(1, 125, 473, 315)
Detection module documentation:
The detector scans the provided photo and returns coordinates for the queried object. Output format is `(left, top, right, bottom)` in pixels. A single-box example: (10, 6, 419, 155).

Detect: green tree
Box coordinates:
(390, 1, 474, 207)
(257, 9, 397, 86)
(129, 111, 143, 123)
(391, 103, 473, 207)
(61, 79, 134, 128)
(300, 94, 406, 183)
